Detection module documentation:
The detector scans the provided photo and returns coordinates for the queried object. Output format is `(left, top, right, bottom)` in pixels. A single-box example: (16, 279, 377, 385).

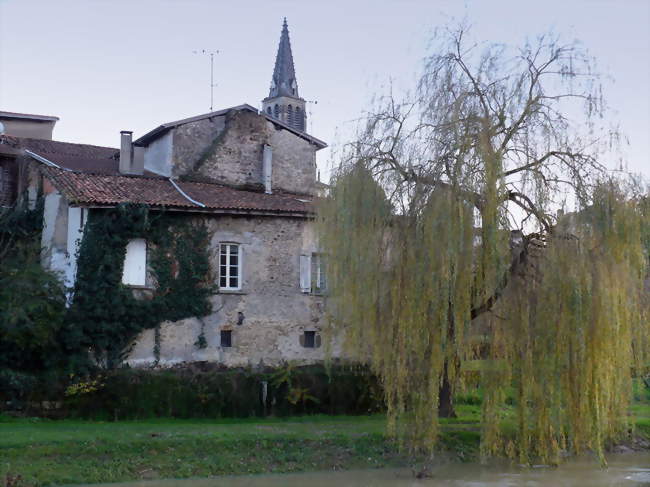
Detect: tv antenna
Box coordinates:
(306, 100, 318, 134)
(193, 49, 220, 111)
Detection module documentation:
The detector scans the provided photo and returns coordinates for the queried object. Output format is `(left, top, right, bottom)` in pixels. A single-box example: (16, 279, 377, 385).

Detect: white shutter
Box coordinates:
(66, 207, 86, 288)
(122, 238, 147, 286)
(299, 254, 311, 293)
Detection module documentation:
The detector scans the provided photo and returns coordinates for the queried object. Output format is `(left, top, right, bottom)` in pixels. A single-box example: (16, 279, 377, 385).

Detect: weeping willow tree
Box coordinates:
(318, 24, 649, 462)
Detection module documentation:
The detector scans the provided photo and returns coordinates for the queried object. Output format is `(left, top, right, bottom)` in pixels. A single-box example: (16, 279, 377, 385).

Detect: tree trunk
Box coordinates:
(438, 361, 457, 418)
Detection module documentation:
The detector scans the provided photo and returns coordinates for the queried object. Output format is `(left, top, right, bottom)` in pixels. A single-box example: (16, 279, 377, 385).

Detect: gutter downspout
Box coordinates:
(168, 177, 206, 208)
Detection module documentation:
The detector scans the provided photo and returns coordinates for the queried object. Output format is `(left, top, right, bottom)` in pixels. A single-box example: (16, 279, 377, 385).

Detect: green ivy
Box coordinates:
(0, 199, 67, 405)
(66, 204, 215, 370)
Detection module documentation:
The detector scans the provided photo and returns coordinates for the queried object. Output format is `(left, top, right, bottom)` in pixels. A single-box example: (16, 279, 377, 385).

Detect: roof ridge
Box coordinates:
(135, 104, 258, 146)
(0, 110, 59, 121)
(6, 135, 118, 154)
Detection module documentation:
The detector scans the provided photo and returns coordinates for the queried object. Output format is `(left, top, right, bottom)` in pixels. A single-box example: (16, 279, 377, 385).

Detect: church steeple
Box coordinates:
(270, 18, 298, 98)
(262, 18, 306, 132)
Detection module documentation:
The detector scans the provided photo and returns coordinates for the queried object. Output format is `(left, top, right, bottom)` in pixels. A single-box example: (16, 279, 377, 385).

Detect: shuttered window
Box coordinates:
(299, 254, 311, 293)
(122, 238, 147, 286)
(299, 253, 326, 294)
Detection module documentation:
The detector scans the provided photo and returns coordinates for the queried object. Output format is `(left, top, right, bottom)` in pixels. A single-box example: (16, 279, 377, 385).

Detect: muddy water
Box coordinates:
(89, 452, 650, 487)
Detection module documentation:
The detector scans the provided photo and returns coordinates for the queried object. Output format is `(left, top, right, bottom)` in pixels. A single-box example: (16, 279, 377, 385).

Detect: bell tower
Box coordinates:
(262, 19, 306, 132)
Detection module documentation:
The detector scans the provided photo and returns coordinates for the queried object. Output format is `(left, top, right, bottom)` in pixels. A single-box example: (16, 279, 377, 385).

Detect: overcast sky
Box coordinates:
(1, 0, 648, 181)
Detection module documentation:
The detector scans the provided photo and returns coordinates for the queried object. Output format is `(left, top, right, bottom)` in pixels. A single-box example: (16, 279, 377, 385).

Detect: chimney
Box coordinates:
(262, 144, 273, 194)
(133, 146, 145, 175)
(119, 131, 144, 175)
(120, 131, 133, 174)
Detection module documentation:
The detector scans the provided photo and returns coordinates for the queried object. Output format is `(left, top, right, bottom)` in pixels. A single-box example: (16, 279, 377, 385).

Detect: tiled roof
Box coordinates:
(0, 133, 315, 216)
(41, 166, 313, 215)
(0, 134, 121, 174)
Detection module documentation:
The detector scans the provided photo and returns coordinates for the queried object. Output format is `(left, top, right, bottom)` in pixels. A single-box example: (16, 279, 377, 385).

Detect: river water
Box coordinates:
(88, 452, 649, 487)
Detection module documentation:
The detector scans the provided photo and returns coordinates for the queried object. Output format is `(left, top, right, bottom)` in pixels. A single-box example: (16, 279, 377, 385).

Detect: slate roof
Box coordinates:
(41, 166, 313, 215)
(267, 18, 299, 99)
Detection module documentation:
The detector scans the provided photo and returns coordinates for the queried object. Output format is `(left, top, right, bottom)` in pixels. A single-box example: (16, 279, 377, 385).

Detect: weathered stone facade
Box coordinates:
(127, 214, 334, 367)
(144, 109, 318, 196)
(125, 105, 330, 367)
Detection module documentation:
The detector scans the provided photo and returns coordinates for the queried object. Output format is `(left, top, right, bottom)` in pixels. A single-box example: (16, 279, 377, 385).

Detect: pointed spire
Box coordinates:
(269, 18, 299, 98)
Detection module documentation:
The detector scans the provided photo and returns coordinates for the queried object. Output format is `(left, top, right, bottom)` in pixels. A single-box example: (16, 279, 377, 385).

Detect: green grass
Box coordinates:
(0, 402, 646, 487)
(631, 403, 650, 438)
(0, 411, 485, 487)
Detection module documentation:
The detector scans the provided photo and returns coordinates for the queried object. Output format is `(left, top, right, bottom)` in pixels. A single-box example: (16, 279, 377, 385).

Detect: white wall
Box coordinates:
(65, 207, 86, 288)
(143, 131, 173, 177)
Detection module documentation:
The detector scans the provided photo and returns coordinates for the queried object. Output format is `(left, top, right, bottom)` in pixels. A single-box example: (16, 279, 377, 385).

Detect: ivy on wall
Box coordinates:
(0, 198, 67, 372)
(65, 204, 215, 370)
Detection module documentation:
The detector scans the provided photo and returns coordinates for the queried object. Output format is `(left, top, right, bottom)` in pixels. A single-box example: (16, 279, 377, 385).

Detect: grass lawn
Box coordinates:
(0, 403, 647, 487)
(0, 409, 483, 487)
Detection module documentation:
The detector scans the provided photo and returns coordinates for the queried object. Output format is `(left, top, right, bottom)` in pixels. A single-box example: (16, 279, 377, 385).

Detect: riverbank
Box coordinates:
(1, 405, 648, 487)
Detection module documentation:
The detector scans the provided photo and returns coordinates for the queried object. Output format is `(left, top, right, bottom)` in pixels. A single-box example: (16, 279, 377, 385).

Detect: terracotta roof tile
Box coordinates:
(0, 134, 120, 174)
(41, 166, 313, 215)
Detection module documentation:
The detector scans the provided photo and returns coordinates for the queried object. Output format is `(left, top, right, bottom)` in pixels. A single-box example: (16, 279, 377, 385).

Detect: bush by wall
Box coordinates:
(57, 363, 385, 420)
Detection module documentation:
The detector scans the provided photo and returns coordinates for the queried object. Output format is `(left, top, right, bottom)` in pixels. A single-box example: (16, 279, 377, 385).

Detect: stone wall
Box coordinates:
(0, 157, 16, 207)
(127, 213, 337, 367)
(170, 110, 317, 195)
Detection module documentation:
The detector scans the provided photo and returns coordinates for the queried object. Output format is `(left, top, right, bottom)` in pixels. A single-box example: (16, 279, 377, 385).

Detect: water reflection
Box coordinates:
(88, 452, 650, 487)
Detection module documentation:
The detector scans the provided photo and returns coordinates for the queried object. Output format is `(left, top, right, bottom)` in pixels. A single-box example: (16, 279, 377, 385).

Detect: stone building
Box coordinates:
(0, 20, 334, 367)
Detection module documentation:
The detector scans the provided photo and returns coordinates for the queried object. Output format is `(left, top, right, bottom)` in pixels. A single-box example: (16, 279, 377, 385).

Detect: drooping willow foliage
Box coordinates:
(319, 164, 483, 449)
(317, 24, 649, 463)
(319, 164, 648, 462)
(481, 184, 649, 464)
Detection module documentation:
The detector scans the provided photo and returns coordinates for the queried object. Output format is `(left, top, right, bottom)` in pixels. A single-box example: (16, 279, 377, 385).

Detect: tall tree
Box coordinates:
(318, 25, 648, 462)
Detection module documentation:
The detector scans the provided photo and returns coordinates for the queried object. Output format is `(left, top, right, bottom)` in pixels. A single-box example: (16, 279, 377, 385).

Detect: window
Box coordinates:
(295, 106, 303, 131)
(266, 106, 272, 115)
(300, 253, 326, 294)
(122, 238, 147, 286)
(311, 253, 326, 293)
(287, 104, 293, 126)
(219, 243, 241, 290)
(220, 330, 232, 348)
(303, 331, 315, 348)
(301, 330, 321, 348)
(274, 104, 279, 118)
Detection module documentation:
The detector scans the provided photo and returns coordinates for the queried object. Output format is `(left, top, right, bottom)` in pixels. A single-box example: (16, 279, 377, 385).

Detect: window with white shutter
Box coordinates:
(122, 238, 147, 286)
(300, 253, 327, 294)
(299, 254, 311, 293)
